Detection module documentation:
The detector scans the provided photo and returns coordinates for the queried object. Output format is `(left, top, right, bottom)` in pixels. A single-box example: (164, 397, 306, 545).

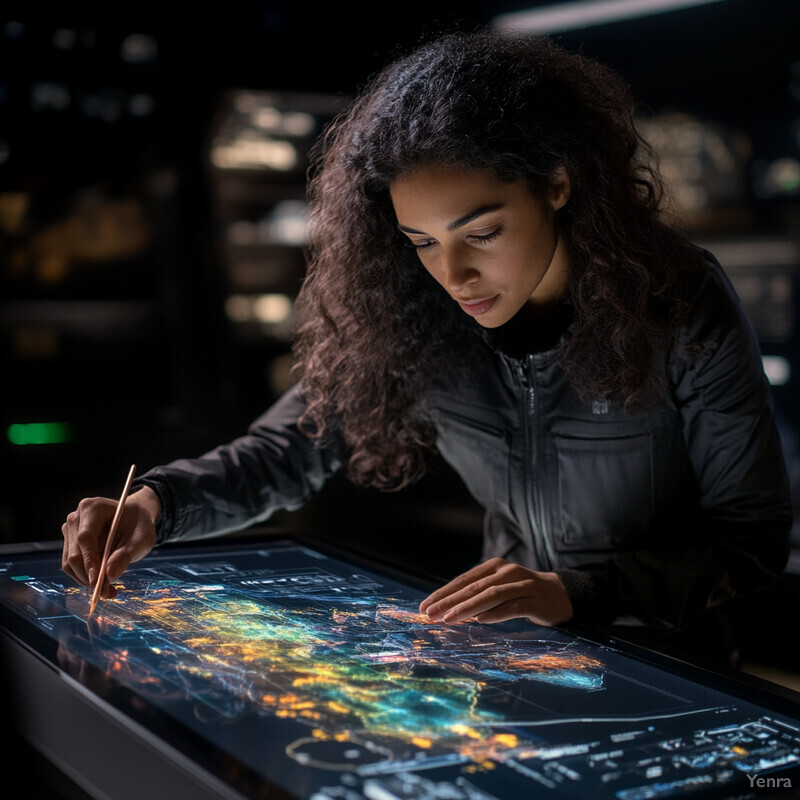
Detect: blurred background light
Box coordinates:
(253, 293, 293, 324)
(7, 422, 73, 446)
(52, 28, 77, 50)
(763, 356, 792, 386)
(224, 293, 293, 324)
(211, 136, 298, 171)
(30, 82, 71, 112)
(754, 157, 800, 199)
(493, 0, 727, 33)
(250, 105, 316, 137)
(128, 93, 155, 117)
(257, 200, 309, 245)
(120, 33, 158, 64)
(2, 20, 26, 39)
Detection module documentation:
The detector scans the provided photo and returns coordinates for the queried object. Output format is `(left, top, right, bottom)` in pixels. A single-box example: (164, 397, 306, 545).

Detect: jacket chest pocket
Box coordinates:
(434, 408, 513, 520)
(553, 430, 653, 552)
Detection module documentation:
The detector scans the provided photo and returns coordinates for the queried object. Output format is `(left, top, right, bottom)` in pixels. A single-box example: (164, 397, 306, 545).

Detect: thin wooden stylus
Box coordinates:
(88, 463, 136, 616)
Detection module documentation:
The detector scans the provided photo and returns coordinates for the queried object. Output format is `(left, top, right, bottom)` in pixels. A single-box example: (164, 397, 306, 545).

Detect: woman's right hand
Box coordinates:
(61, 486, 161, 600)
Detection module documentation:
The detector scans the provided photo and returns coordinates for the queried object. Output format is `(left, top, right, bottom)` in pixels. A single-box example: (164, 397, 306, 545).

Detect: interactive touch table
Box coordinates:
(2, 536, 799, 799)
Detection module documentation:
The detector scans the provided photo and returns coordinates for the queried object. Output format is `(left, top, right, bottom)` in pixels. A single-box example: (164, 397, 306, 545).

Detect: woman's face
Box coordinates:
(390, 165, 570, 328)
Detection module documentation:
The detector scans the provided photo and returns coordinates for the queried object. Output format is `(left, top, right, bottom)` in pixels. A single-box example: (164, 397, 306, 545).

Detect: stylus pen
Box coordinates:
(88, 463, 137, 616)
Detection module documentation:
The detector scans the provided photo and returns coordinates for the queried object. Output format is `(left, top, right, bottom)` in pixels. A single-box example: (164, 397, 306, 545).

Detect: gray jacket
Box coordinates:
(137, 253, 792, 632)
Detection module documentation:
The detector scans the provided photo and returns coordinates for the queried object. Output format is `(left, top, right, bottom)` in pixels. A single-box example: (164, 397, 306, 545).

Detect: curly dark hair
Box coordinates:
(293, 29, 699, 491)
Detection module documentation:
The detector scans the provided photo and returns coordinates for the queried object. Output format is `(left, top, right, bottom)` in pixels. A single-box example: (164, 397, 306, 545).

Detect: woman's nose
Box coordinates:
(441, 250, 480, 294)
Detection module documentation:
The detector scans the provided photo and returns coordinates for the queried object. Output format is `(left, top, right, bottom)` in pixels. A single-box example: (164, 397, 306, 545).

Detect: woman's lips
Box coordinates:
(457, 295, 499, 316)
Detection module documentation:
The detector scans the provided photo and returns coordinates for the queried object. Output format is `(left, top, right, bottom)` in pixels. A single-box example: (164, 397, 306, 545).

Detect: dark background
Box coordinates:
(2, 0, 799, 667)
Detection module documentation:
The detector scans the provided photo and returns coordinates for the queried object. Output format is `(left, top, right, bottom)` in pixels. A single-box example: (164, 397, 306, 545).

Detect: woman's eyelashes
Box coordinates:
(407, 226, 504, 251)
(471, 225, 503, 244)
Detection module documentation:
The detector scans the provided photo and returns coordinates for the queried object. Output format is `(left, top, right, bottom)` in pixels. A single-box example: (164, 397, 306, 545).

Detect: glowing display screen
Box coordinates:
(1, 538, 799, 799)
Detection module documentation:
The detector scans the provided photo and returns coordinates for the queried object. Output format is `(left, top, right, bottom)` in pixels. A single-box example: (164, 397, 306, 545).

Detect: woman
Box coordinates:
(61, 30, 792, 660)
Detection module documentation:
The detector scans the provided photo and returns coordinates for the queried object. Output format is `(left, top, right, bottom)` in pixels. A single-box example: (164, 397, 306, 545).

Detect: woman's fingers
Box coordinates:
(474, 596, 543, 625)
(60, 487, 160, 598)
(438, 579, 537, 624)
(422, 559, 522, 619)
(420, 559, 574, 627)
(419, 558, 509, 614)
(61, 498, 113, 587)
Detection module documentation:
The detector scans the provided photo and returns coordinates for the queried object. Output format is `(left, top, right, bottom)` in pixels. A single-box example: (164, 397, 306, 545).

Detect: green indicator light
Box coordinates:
(7, 422, 73, 446)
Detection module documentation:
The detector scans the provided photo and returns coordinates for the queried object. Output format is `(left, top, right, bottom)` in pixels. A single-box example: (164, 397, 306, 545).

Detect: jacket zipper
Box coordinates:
(517, 356, 553, 570)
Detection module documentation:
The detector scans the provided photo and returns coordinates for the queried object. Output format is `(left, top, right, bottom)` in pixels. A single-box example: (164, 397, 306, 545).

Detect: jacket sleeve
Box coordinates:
(132, 382, 347, 544)
(558, 261, 793, 630)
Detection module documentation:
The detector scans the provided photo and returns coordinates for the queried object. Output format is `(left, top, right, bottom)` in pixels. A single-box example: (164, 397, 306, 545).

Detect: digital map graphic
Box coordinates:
(1, 541, 799, 799)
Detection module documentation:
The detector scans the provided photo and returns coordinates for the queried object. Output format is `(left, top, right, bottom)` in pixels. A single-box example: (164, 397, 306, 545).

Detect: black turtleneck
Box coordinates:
(482, 297, 575, 358)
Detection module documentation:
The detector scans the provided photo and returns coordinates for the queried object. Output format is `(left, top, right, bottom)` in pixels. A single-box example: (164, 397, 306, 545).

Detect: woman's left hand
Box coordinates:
(419, 557, 574, 627)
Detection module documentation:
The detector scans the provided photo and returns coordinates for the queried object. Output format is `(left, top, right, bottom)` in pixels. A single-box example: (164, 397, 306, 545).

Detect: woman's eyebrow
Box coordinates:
(397, 203, 505, 235)
(448, 203, 504, 231)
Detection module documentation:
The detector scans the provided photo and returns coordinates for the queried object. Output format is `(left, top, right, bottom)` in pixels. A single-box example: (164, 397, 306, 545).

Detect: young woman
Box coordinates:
(61, 30, 792, 661)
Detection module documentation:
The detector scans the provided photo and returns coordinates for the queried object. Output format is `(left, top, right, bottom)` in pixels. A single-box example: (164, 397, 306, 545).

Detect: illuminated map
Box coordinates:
(1, 540, 799, 799)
